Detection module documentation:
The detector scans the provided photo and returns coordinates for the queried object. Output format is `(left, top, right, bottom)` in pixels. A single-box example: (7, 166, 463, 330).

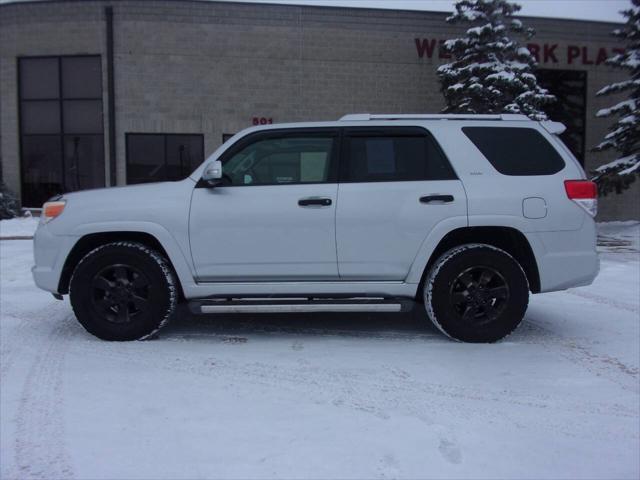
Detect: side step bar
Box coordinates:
(189, 298, 412, 315)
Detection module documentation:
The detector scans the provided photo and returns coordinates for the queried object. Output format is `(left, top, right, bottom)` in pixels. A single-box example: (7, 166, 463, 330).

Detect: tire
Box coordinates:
(424, 243, 529, 343)
(69, 241, 178, 341)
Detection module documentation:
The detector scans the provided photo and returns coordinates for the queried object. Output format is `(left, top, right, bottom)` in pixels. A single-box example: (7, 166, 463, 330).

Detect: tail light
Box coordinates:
(564, 180, 597, 217)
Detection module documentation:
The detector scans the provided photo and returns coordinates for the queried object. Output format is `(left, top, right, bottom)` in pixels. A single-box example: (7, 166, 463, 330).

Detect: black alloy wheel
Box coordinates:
(449, 266, 510, 326)
(91, 264, 151, 324)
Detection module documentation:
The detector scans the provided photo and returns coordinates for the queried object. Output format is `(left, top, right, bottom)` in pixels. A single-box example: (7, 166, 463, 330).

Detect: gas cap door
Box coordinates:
(522, 197, 547, 219)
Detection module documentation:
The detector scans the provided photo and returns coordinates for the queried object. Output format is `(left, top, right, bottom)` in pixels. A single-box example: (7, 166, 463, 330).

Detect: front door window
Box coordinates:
(222, 135, 335, 186)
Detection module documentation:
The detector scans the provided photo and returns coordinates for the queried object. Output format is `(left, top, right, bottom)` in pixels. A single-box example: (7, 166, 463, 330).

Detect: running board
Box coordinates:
(189, 298, 411, 315)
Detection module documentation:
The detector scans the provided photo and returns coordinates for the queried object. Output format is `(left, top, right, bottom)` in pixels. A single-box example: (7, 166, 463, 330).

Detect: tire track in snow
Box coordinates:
(70, 337, 639, 421)
(0, 301, 70, 379)
(565, 289, 639, 314)
(12, 319, 75, 480)
(523, 319, 639, 391)
(0, 315, 33, 379)
(69, 339, 473, 467)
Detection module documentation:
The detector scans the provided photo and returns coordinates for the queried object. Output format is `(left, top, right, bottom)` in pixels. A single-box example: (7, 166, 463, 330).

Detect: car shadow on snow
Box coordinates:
(160, 303, 439, 340)
(152, 303, 548, 344)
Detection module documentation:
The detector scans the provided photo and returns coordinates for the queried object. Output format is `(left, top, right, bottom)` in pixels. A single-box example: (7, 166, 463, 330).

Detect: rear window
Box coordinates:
(462, 127, 565, 176)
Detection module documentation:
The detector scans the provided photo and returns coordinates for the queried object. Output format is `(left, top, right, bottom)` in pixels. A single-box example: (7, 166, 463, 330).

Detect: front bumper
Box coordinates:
(31, 223, 77, 294)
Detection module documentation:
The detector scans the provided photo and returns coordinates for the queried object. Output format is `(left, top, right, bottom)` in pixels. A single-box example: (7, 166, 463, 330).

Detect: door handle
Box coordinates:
(420, 194, 454, 204)
(298, 197, 332, 207)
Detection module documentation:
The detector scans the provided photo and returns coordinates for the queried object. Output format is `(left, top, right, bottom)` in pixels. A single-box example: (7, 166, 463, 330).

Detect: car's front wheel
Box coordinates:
(424, 244, 529, 342)
(69, 241, 177, 341)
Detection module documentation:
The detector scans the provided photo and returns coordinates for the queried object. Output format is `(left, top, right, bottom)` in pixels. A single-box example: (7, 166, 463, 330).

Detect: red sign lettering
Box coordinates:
(438, 39, 451, 59)
(544, 44, 558, 63)
(596, 47, 609, 65)
(567, 45, 580, 64)
(582, 46, 594, 65)
(415, 38, 437, 58)
(416, 38, 618, 66)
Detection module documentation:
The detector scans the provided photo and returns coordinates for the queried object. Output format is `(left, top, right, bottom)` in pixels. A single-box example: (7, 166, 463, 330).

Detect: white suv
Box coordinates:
(32, 114, 599, 342)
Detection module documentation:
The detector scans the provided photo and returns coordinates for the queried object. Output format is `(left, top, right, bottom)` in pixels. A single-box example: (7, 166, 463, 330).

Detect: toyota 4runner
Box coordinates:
(32, 113, 599, 342)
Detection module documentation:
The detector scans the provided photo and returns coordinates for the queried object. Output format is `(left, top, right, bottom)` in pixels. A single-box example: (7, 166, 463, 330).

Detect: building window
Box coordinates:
(126, 134, 204, 184)
(18, 56, 104, 206)
(222, 133, 235, 143)
(537, 69, 587, 165)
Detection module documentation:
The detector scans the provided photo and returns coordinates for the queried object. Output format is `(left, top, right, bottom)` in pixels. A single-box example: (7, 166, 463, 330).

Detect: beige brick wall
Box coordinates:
(1, 0, 638, 219)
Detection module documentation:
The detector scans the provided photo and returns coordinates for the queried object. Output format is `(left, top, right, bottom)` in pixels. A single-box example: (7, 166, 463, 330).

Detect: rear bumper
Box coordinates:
(536, 250, 599, 292)
(526, 218, 599, 293)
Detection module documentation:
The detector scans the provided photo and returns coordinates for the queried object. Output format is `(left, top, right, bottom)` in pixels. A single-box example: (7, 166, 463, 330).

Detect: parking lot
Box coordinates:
(1, 221, 638, 479)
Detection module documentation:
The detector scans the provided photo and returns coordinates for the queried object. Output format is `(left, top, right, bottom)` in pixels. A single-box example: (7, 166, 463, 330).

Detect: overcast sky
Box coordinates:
(0, 0, 629, 23)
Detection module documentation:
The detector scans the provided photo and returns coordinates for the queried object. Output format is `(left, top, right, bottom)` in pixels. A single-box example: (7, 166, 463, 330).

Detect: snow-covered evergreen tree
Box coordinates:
(0, 182, 20, 220)
(437, 0, 554, 120)
(592, 0, 640, 195)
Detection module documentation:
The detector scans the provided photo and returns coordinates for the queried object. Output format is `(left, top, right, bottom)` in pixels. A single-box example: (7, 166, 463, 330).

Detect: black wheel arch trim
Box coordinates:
(418, 226, 541, 298)
(58, 231, 183, 300)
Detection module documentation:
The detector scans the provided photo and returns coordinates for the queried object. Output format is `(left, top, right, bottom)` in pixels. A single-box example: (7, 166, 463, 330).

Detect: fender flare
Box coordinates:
(405, 215, 468, 284)
(405, 214, 540, 285)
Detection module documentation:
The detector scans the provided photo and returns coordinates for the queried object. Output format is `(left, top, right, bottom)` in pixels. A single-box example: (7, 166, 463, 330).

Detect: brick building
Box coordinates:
(1, 0, 638, 219)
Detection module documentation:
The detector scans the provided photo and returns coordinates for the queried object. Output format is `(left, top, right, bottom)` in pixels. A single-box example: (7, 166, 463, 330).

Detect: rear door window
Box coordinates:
(462, 127, 565, 175)
(342, 127, 457, 182)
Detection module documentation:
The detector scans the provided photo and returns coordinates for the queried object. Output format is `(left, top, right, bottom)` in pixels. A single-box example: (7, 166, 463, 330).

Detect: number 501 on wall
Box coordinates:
(252, 117, 273, 125)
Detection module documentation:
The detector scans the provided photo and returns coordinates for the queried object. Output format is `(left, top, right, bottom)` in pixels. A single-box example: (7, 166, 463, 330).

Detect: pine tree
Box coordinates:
(437, 0, 554, 120)
(592, 0, 640, 195)
(0, 182, 21, 220)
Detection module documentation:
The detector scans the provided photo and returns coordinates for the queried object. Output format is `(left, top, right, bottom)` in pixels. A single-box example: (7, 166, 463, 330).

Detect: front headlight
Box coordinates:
(41, 200, 66, 223)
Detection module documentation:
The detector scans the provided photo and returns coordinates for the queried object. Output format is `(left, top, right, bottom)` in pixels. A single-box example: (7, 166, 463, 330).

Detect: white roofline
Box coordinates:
(339, 113, 531, 122)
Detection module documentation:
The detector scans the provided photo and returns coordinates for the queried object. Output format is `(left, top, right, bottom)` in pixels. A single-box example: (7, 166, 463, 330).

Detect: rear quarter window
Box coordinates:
(462, 127, 565, 176)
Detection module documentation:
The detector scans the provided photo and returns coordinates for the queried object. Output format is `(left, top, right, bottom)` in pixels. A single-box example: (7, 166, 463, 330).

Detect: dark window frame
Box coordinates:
(199, 128, 341, 188)
(125, 132, 205, 184)
(18, 54, 104, 206)
(339, 126, 458, 183)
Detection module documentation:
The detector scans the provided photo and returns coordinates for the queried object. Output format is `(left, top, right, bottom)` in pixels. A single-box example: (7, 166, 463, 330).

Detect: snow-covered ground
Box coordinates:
(0, 221, 638, 479)
(0, 216, 39, 239)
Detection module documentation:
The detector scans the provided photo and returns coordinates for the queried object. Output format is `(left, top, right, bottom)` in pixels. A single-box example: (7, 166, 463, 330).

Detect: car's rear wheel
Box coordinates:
(69, 241, 177, 341)
(424, 244, 529, 342)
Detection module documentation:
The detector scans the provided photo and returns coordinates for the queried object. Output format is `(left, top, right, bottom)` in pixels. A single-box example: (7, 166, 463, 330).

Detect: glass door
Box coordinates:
(19, 56, 105, 206)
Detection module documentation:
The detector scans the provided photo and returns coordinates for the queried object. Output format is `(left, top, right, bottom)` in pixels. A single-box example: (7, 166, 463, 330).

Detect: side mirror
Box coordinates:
(202, 160, 223, 187)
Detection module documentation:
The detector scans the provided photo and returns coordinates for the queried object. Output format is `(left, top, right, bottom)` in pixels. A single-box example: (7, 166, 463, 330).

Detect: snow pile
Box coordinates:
(0, 216, 39, 239)
(592, 1, 640, 195)
(437, 0, 554, 120)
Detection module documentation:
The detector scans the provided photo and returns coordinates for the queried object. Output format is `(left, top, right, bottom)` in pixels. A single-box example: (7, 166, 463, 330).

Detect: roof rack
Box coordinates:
(338, 113, 530, 121)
